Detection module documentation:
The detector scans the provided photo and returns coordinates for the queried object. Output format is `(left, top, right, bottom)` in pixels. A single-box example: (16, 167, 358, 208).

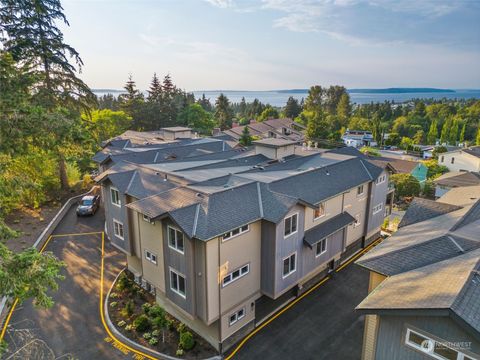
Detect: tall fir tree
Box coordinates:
(119, 75, 145, 129)
(214, 94, 233, 130)
(147, 73, 163, 101)
(284, 96, 302, 119)
(239, 126, 252, 146)
(427, 119, 438, 144)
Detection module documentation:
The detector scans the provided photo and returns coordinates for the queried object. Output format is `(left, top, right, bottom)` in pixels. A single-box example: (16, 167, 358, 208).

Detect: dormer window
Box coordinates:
(314, 203, 326, 220)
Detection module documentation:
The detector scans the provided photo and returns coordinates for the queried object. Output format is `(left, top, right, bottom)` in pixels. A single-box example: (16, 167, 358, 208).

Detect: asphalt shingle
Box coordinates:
(398, 197, 463, 228)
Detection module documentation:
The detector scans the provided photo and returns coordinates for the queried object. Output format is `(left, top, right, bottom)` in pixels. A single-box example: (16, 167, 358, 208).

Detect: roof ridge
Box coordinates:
(450, 198, 480, 231)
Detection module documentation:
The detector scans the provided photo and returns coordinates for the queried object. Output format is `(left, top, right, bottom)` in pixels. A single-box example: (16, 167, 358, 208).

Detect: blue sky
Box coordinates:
(61, 0, 480, 90)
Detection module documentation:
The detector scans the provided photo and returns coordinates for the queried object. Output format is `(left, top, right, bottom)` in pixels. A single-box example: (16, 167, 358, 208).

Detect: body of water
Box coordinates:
(93, 89, 480, 107)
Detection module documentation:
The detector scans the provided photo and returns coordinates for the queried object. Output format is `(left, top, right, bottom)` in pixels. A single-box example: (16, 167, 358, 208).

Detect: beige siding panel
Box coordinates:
(368, 271, 387, 293)
(126, 254, 142, 277)
(440, 151, 480, 172)
(220, 294, 257, 341)
(138, 215, 165, 292)
(219, 221, 262, 313)
(362, 315, 379, 360)
(205, 238, 220, 323)
(304, 194, 343, 231)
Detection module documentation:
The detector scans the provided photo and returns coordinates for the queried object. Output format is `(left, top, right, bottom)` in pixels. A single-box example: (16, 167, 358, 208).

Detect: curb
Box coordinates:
(104, 269, 221, 360)
(0, 186, 99, 335)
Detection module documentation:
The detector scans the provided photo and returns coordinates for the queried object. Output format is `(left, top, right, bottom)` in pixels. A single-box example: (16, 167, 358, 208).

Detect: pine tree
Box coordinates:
(284, 96, 302, 119)
(239, 126, 252, 146)
(0, 0, 95, 110)
(459, 123, 466, 143)
(427, 119, 438, 144)
(239, 97, 247, 118)
(119, 75, 145, 129)
(214, 94, 233, 130)
(147, 73, 163, 101)
(197, 94, 212, 112)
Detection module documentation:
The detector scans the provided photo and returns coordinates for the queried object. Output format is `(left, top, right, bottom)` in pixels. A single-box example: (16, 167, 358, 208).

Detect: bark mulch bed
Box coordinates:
(108, 271, 218, 359)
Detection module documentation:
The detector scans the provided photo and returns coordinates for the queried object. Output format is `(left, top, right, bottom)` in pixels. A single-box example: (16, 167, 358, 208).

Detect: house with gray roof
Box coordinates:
(438, 146, 480, 172)
(356, 190, 480, 360)
(94, 129, 390, 352)
(434, 171, 480, 198)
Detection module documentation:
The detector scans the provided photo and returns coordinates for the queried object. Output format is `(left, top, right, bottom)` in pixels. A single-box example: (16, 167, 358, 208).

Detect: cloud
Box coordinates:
(203, 0, 234, 8)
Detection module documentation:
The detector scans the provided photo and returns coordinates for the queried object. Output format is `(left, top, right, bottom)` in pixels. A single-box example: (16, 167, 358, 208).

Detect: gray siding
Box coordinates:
(194, 240, 207, 321)
(261, 220, 277, 297)
(375, 315, 480, 360)
(104, 183, 133, 254)
(162, 219, 196, 315)
(367, 170, 389, 237)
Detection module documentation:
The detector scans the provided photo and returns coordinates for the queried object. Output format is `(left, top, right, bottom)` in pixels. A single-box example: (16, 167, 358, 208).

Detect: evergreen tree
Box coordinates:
(214, 94, 233, 130)
(284, 96, 302, 119)
(239, 97, 247, 118)
(147, 73, 163, 101)
(304, 85, 324, 112)
(0, 0, 95, 110)
(440, 118, 451, 144)
(258, 106, 279, 121)
(427, 119, 438, 144)
(305, 108, 328, 140)
(239, 126, 252, 146)
(477, 126, 480, 146)
(336, 93, 351, 123)
(197, 94, 212, 112)
(459, 123, 466, 143)
(119, 75, 145, 129)
(449, 119, 459, 145)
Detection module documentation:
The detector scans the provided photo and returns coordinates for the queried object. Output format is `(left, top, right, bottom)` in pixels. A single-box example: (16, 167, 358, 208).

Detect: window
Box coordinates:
(145, 250, 157, 264)
(376, 175, 386, 184)
(314, 203, 326, 219)
(113, 219, 124, 240)
(110, 187, 120, 206)
(282, 253, 296, 277)
(223, 224, 249, 241)
(441, 156, 445, 163)
(222, 264, 250, 287)
(229, 308, 246, 326)
(284, 214, 298, 237)
(357, 185, 364, 196)
(373, 203, 383, 215)
(170, 269, 186, 298)
(143, 214, 154, 223)
(168, 226, 184, 254)
(316, 239, 327, 257)
(354, 214, 361, 228)
(405, 328, 475, 360)
(451, 157, 455, 164)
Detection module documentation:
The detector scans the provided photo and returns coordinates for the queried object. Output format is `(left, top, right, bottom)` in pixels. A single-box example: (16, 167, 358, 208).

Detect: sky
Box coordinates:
(60, 0, 480, 91)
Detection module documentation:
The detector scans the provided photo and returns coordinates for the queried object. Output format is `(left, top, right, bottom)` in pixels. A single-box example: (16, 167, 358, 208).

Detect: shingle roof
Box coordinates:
(463, 146, 480, 158)
(438, 185, 480, 206)
(303, 212, 355, 248)
(357, 248, 480, 312)
(398, 197, 463, 228)
(450, 199, 480, 231)
(434, 171, 480, 188)
(253, 138, 298, 148)
(357, 235, 480, 276)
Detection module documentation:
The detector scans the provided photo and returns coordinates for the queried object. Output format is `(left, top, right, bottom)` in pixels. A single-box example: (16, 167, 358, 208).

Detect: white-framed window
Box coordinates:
(357, 185, 364, 196)
(110, 187, 121, 206)
(168, 226, 184, 254)
(405, 328, 476, 360)
(145, 250, 157, 265)
(314, 203, 326, 220)
(113, 219, 124, 240)
(284, 213, 298, 237)
(143, 214, 154, 224)
(373, 203, 383, 215)
(282, 253, 296, 278)
(170, 268, 186, 298)
(316, 239, 327, 257)
(229, 308, 246, 326)
(222, 264, 250, 287)
(376, 175, 386, 184)
(223, 224, 249, 241)
(354, 214, 361, 228)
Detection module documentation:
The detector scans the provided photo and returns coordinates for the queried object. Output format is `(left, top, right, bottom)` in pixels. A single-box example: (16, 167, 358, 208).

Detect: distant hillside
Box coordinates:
(348, 88, 455, 94)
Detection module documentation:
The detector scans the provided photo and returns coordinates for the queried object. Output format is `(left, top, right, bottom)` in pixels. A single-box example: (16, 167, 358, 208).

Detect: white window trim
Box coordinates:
(222, 263, 250, 287)
(229, 307, 246, 326)
(113, 219, 124, 240)
(404, 328, 475, 360)
(373, 203, 383, 215)
(282, 252, 297, 278)
(143, 214, 154, 224)
(284, 213, 299, 238)
(110, 187, 121, 207)
(376, 174, 386, 185)
(313, 203, 326, 220)
(357, 185, 365, 197)
(315, 239, 327, 257)
(222, 224, 250, 242)
(145, 250, 157, 265)
(168, 225, 185, 255)
(169, 268, 186, 299)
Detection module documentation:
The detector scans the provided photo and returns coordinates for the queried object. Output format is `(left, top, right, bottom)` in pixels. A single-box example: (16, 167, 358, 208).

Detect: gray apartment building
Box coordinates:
(94, 128, 390, 351)
(356, 187, 480, 360)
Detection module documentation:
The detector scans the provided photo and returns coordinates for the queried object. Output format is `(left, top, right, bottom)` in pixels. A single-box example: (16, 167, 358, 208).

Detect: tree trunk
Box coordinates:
(58, 152, 69, 190)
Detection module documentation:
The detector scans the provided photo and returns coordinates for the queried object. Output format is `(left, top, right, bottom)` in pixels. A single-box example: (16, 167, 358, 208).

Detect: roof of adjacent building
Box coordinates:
(303, 212, 355, 248)
(368, 156, 423, 174)
(434, 171, 480, 188)
(463, 146, 480, 158)
(438, 185, 480, 206)
(398, 197, 462, 228)
(253, 138, 298, 148)
(222, 118, 305, 143)
(162, 127, 192, 132)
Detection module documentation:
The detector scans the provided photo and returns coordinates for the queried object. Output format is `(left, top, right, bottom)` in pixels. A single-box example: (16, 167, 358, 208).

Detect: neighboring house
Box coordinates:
(220, 118, 305, 145)
(342, 130, 377, 148)
(356, 189, 480, 360)
(418, 145, 461, 159)
(438, 146, 480, 172)
(434, 171, 480, 198)
(369, 156, 428, 187)
(94, 134, 389, 352)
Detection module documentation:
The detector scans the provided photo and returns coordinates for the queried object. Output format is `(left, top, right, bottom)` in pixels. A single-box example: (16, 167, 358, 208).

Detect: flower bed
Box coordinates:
(108, 271, 218, 359)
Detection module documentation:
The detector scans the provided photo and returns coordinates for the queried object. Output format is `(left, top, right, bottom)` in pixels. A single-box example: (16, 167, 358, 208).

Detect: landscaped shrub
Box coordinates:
(179, 331, 195, 351)
(176, 349, 184, 356)
(116, 273, 131, 291)
(143, 332, 152, 340)
(176, 323, 186, 334)
(133, 314, 151, 332)
(149, 305, 165, 319)
(125, 324, 133, 331)
(110, 292, 119, 299)
(122, 300, 134, 317)
(152, 330, 160, 337)
(110, 301, 118, 308)
(117, 320, 126, 327)
(142, 303, 152, 314)
(152, 316, 167, 330)
(149, 337, 159, 346)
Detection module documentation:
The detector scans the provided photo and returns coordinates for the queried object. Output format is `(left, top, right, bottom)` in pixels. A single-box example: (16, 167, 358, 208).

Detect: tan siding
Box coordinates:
(362, 315, 379, 360)
(205, 238, 220, 323)
(368, 271, 387, 293)
(304, 194, 343, 231)
(440, 151, 480, 172)
(138, 215, 165, 292)
(220, 294, 256, 341)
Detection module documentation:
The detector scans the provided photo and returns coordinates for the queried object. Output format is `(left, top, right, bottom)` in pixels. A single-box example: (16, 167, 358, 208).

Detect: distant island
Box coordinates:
(275, 88, 456, 94)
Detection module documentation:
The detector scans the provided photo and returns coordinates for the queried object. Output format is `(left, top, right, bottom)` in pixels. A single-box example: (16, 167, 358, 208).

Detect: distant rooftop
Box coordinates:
(162, 127, 192, 132)
(253, 138, 298, 148)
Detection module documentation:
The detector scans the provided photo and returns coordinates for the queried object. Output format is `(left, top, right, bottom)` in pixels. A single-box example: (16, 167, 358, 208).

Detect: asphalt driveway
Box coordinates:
(3, 206, 129, 360)
(232, 261, 370, 360)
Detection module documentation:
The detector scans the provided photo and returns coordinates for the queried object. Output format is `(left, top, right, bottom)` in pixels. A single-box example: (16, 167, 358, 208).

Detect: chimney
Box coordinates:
(232, 122, 239, 128)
